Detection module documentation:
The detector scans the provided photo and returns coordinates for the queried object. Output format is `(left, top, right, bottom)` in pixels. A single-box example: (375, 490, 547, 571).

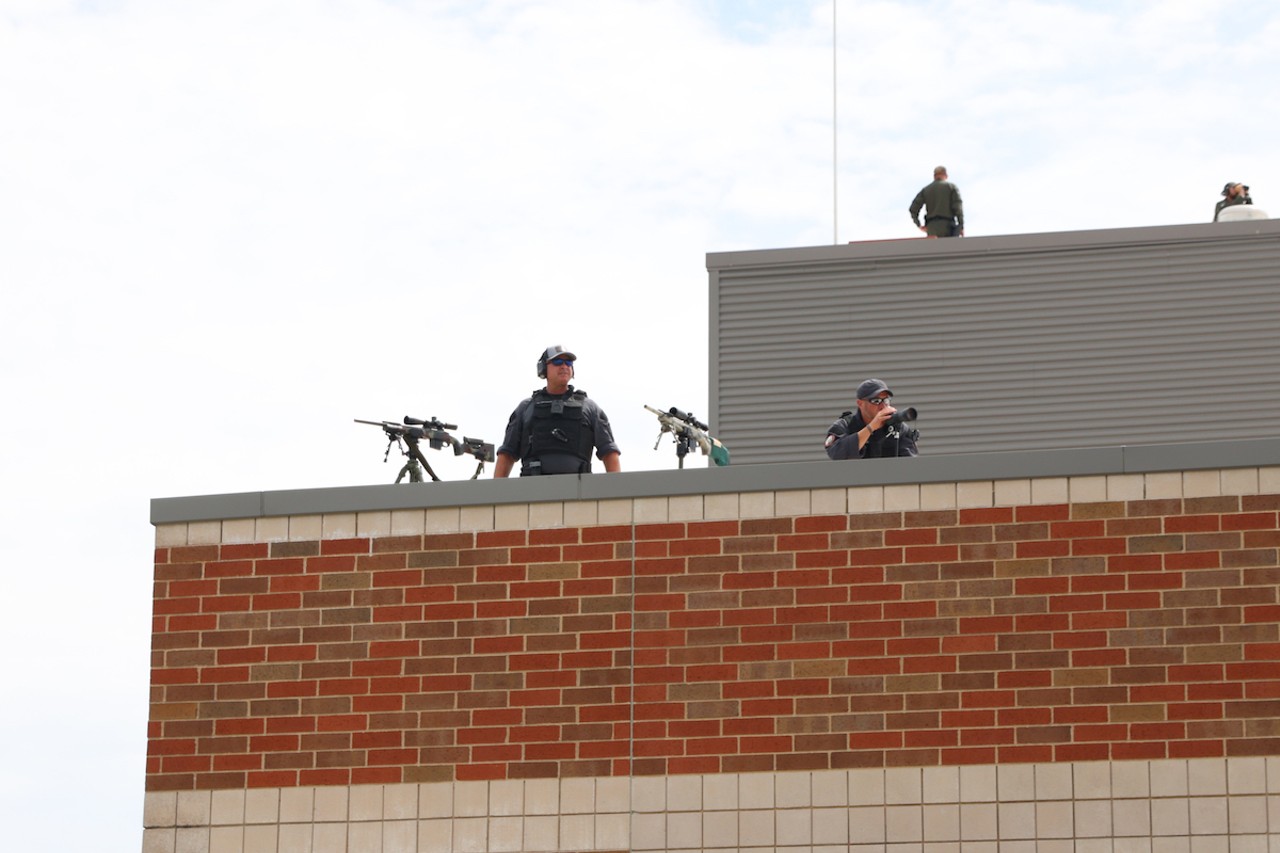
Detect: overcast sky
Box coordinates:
(3, 1, 1278, 848)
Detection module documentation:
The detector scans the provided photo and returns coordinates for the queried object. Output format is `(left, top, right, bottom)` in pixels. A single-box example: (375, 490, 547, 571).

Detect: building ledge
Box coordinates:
(152, 437, 1280, 524)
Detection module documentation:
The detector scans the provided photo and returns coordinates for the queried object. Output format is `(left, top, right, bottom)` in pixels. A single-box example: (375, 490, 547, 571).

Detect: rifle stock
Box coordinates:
(459, 437, 496, 463)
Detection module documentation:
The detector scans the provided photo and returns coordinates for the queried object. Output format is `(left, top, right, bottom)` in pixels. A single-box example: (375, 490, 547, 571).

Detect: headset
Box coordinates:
(536, 345, 576, 379)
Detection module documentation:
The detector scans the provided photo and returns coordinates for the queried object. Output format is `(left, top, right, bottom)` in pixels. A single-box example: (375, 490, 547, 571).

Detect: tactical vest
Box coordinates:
(524, 388, 594, 473)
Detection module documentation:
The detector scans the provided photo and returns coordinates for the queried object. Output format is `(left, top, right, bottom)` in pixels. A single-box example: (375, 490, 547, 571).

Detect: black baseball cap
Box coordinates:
(856, 378, 893, 400)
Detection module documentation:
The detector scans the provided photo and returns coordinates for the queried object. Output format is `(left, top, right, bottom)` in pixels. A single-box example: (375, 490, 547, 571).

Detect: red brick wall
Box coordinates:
(147, 494, 1280, 792)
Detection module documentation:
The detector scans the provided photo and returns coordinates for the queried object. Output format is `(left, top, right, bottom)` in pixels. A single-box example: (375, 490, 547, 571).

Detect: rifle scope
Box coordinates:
(405, 415, 458, 431)
(669, 407, 709, 431)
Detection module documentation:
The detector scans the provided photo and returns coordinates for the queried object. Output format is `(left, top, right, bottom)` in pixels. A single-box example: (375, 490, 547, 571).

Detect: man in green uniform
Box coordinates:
(910, 165, 965, 237)
(1213, 181, 1252, 222)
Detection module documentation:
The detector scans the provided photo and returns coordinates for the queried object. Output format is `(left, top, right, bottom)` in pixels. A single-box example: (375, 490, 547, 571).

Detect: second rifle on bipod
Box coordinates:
(354, 416, 496, 482)
(644, 405, 731, 468)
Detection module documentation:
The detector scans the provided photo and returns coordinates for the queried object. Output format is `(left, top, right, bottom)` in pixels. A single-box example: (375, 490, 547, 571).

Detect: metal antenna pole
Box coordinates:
(832, 0, 838, 244)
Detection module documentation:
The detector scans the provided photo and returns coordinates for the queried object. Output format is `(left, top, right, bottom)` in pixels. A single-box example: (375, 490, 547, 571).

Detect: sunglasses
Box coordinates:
(549, 357, 575, 366)
(866, 396, 892, 406)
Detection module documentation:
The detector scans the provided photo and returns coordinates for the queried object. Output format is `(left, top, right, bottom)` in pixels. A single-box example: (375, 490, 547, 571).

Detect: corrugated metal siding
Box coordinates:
(709, 221, 1280, 465)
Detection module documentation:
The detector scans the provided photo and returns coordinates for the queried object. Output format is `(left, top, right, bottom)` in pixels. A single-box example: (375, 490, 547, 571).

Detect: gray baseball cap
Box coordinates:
(537, 345, 577, 377)
(856, 378, 893, 400)
(542, 345, 577, 362)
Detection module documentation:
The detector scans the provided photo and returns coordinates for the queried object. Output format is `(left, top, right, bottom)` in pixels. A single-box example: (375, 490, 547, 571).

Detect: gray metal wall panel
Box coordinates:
(709, 221, 1280, 465)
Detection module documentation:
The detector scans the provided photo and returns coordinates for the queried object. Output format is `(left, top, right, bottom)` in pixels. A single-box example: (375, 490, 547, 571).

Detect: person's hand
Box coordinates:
(870, 404, 897, 430)
(918, 225, 927, 234)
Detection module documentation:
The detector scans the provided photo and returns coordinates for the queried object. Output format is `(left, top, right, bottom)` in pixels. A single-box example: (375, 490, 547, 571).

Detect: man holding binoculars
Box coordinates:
(824, 378, 920, 459)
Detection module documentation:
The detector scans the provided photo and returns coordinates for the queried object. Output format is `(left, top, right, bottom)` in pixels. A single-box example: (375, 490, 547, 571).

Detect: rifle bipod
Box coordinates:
(392, 437, 441, 483)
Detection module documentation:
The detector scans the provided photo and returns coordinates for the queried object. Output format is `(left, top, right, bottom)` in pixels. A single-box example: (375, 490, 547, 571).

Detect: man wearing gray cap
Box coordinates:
(824, 378, 919, 460)
(494, 345, 622, 477)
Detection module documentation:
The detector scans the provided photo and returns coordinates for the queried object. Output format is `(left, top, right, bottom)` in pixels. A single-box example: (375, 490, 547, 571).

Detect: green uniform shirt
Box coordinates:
(910, 179, 964, 230)
(1213, 195, 1251, 222)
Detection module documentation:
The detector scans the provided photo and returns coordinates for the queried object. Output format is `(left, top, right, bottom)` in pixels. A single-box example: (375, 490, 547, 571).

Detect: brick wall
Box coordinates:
(147, 489, 1280, 795)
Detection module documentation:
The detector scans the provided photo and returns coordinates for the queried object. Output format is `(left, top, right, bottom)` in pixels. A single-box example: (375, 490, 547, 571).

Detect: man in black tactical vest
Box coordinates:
(493, 345, 622, 477)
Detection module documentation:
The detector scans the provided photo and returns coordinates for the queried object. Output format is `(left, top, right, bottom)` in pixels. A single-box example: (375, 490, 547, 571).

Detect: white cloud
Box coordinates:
(2, 1, 1279, 848)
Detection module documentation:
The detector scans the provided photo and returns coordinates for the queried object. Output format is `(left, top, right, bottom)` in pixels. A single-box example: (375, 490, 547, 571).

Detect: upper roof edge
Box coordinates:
(706, 219, 1280, 271)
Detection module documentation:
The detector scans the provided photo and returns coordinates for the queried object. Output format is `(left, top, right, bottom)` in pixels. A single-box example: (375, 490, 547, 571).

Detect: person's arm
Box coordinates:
(492, 402, 528, 478)
(909, 190, 927, 230)
(826, 433, 857, 459)
(590, 402, 622, 472)
(857, 424, 878, 452)
(825, 413, 881, 459)
(952, 185, 964, 234)
(493, 452, 516, 478)
(857, 406, 898, 458)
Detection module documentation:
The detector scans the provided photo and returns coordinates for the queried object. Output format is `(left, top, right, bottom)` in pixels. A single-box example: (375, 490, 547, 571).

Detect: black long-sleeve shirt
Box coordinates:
(824, 410, 919, 459)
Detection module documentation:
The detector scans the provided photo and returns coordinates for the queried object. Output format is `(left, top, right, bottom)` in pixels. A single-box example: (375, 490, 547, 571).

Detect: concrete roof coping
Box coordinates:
(151, 437, 1280, 524)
